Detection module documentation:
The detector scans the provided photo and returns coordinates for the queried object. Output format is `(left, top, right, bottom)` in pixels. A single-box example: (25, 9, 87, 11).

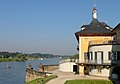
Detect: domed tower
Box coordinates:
(92, 5, 97, 19)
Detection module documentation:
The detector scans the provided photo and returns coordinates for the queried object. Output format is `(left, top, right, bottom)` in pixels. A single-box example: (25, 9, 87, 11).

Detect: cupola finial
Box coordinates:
(92, 1, 97, 19)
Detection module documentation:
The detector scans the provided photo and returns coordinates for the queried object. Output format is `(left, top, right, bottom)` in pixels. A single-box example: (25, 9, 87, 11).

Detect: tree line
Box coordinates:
(0, 51, 64, 59)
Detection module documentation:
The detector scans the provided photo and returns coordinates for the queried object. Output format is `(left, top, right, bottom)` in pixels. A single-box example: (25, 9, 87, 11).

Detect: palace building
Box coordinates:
(75, 5, 120, 78)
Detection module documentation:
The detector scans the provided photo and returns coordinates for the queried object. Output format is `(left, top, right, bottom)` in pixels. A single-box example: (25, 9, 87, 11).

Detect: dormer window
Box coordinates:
(106, 27, 110, 29)
(81, 27, 85, 30)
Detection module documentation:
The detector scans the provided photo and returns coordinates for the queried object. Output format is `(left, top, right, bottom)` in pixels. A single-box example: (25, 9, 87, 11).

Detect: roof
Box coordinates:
(75, 19, 114, 36)
(81, 25, 89, 28)
(101, 22, 109, 27)
(112, 23, 120, 32)
(75, 19, 115, 42)
(81, 22, 112, 29)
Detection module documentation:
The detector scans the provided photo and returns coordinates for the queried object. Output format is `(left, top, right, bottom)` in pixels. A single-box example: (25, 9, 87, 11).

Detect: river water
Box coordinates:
(0, 58, 61, 84)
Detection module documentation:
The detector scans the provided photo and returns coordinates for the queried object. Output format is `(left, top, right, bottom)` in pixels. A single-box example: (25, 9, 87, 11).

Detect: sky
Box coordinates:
(0, 0, 119, 55)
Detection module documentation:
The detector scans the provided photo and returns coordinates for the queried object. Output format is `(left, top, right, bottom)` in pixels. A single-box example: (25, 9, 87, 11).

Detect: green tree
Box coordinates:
(16, 54, 26, 60)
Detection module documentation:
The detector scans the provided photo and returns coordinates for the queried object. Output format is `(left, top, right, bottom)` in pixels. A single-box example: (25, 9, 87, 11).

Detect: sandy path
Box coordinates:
(46, 69, 108, 84)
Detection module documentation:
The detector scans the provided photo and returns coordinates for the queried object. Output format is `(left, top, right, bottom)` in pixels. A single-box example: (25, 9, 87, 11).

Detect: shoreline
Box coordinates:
(0, 57, 60, 62)
(0, 58, 26, 62)
(25, 65, 59, 83)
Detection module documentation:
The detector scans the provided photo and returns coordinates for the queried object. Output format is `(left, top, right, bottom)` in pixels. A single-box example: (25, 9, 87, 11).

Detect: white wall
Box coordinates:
(89, 45, 112, 61)
(88, 44, 120, 77)
(89, 68, 110, 77)
(59, 62, 77, 72)
(89, 44, 120, 61)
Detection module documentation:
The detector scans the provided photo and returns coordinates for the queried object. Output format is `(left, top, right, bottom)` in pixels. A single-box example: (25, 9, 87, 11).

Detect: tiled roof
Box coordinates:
(81, 25, 89, 28)
(76, 19, 113, 36)
(112, 23, 120, 32)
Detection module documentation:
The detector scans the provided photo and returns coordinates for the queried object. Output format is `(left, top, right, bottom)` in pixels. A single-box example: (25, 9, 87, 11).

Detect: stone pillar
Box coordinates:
(79, 65, 84, 75)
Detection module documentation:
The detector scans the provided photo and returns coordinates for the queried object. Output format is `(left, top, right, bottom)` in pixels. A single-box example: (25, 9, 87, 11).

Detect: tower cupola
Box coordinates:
(92, 5, 97, 19)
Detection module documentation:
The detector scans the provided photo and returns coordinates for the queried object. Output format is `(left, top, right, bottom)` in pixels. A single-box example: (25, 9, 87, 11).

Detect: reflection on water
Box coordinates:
(0, 58, 61, 84)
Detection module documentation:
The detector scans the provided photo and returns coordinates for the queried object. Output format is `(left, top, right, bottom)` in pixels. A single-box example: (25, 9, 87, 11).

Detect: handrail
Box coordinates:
(77, 60, 120, 64)
(59, 59, 79, 64)
(89, 40, 118, 45)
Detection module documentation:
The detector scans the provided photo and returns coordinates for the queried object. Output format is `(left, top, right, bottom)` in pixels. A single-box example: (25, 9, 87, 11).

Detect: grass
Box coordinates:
(64, 80, 113, 84)
(26, 75, 57, 84)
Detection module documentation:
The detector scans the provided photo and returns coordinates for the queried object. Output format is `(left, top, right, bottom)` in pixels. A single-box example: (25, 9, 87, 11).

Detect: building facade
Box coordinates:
(75, 5, 120, 78)
(111, 23, 120, 79)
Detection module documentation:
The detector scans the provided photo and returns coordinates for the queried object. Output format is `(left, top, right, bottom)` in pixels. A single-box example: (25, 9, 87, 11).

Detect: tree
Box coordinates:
(16, 54, 26, 60)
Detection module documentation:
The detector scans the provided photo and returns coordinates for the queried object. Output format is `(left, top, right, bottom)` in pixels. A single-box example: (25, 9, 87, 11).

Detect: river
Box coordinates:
(0, 58, 61, 84)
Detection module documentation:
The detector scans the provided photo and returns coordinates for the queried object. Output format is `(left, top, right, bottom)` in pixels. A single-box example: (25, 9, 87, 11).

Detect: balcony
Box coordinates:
(76, 60, 120, 66)
(87, 60, 111, 65)
(89, 40, 119, 46)
(59, 59, 79, 64)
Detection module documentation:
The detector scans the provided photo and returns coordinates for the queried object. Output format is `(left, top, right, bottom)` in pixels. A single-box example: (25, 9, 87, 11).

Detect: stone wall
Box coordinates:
(26, 63, 46, 82)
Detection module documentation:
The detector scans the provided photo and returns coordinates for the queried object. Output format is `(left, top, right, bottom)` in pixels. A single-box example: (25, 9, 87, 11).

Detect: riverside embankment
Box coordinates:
(0, 58, 61, 84)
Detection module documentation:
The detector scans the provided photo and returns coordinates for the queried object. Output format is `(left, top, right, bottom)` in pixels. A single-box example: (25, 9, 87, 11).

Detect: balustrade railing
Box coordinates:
(77, 60, 120, 65)
(59, 59, 79, 64)
(89, 40, 118, 45)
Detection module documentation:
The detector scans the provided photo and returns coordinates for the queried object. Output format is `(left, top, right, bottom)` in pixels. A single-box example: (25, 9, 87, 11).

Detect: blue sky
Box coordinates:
(0, 0, 119, 55)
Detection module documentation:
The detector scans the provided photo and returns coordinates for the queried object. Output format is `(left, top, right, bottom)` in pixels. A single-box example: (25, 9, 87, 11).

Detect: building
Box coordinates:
(112, 23, 120, 42)
(59, 58, 78, 72)
(75, 5, 120, 78)
(111, 23, 120, 79)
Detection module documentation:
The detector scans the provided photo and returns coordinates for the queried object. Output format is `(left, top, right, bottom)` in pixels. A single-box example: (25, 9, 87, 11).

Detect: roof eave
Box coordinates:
(75, 32, 79, 42)
(76, 33, 116, 36)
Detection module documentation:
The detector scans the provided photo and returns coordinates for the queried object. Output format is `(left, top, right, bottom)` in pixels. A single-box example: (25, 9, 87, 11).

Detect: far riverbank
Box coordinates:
(0, 58, 26, 62)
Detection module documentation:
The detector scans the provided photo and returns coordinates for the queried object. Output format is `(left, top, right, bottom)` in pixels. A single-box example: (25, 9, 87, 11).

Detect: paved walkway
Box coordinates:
(46, 69, 109, 84)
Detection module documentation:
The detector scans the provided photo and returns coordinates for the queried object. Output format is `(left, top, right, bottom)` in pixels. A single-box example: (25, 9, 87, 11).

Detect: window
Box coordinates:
(101, 52, 103, 60)
(84, 52, 88, 60)
(117, 52, 120, 60)
(108, 52, 111, 60)
(113, 35, 117, 41)
(112, 51, 116, 60)
(95, 52, 97, 60)
(84, 67, 86, 70)
(112, 51, 120, 60)
(89, 52, 93, 60)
